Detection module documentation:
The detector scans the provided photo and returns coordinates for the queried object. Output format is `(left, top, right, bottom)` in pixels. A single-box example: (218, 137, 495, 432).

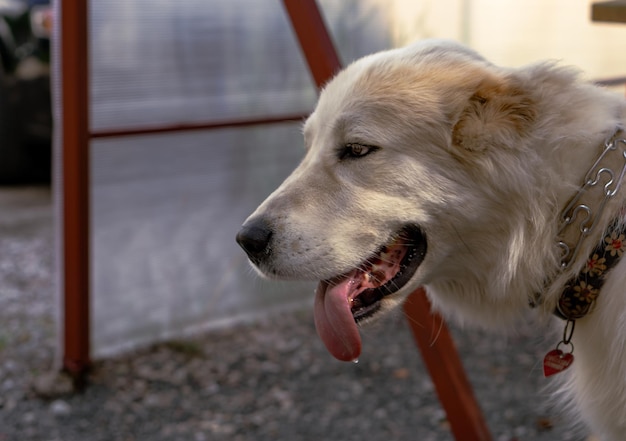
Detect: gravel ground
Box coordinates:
(0, 187, 591, 441)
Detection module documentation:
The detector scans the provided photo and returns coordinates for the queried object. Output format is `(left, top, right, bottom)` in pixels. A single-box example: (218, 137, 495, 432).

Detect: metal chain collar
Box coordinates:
(557, 130, 626, 269)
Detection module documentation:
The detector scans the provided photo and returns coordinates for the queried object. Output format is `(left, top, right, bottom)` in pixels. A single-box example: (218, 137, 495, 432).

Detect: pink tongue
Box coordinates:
(313, 241, 408, 362)
(314, 274, 362, 362)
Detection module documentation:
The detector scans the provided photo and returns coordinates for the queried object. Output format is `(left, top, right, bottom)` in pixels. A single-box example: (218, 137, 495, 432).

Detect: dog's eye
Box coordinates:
(340, 143, 379, 160)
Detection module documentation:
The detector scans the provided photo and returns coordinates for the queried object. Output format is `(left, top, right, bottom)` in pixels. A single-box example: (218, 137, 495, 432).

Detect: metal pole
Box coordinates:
(90, 113, 309, 139)
(404, 290, 493, 441)
(60, 0, 91, 379)
(281, 0, 342, 89)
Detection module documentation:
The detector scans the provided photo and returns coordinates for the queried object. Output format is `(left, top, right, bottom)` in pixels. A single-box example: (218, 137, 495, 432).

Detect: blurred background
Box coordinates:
(0, 0, 51, 184)
(1, 1, 625, 440)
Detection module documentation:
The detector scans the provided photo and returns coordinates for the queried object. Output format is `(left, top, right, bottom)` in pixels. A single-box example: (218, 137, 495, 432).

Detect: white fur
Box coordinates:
(242, 40, 626, 439)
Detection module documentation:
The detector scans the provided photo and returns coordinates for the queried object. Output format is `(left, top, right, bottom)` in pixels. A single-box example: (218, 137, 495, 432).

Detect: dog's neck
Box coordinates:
(538, 129, 626, 318)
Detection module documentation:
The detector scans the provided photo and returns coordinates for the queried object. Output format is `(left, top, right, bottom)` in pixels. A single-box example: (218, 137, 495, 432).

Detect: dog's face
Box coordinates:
(237, 40, 539, 361)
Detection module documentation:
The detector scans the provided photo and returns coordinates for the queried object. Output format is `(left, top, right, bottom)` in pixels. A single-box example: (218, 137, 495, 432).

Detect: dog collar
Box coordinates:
(554, 219, 626, 320)
(556, 129, 626, 272)
(543, 219, 626, 377)
(542, 129, 626, 377)
(554, 129, 626, 320)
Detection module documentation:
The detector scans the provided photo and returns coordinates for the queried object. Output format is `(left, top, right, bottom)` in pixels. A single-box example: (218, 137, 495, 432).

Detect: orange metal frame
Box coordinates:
(60, 0, 491, 439)
(60, 0, 90, 377)
(282, 2, 492, 440)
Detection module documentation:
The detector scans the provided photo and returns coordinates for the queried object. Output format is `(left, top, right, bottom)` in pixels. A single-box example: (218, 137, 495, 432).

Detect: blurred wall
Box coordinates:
(84, 0, 392, 357)
(386, 0, 626, 79)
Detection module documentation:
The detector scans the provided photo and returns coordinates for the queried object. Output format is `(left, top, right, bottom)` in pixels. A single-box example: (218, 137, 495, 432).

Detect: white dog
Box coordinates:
(236, 40, 626, 440)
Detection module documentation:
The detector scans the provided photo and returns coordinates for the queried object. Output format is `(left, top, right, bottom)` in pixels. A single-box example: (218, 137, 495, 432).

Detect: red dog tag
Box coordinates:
(543, 349, 574, 377)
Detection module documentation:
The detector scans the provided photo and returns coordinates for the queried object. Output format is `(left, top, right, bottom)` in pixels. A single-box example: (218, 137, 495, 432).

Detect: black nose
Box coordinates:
(236, 218, 273, 261)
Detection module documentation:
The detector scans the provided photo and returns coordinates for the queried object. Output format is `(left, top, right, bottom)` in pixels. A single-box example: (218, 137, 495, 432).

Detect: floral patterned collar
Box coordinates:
(542, 220, 626, 377)
(555, 220, 626, 321)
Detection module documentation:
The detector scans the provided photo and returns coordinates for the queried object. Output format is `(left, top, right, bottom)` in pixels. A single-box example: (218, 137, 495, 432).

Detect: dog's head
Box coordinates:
(237, 40, 549, 361)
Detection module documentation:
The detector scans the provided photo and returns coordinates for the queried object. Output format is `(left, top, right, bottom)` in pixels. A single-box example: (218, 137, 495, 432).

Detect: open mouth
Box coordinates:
(314, 225, 427, 361)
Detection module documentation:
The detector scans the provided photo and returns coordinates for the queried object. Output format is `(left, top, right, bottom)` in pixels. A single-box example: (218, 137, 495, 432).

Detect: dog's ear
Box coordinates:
(452, 75, 536, 152)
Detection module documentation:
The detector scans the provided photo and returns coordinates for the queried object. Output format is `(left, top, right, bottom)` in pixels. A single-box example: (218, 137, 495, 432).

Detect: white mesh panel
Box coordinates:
(81, 0, 391, 356)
